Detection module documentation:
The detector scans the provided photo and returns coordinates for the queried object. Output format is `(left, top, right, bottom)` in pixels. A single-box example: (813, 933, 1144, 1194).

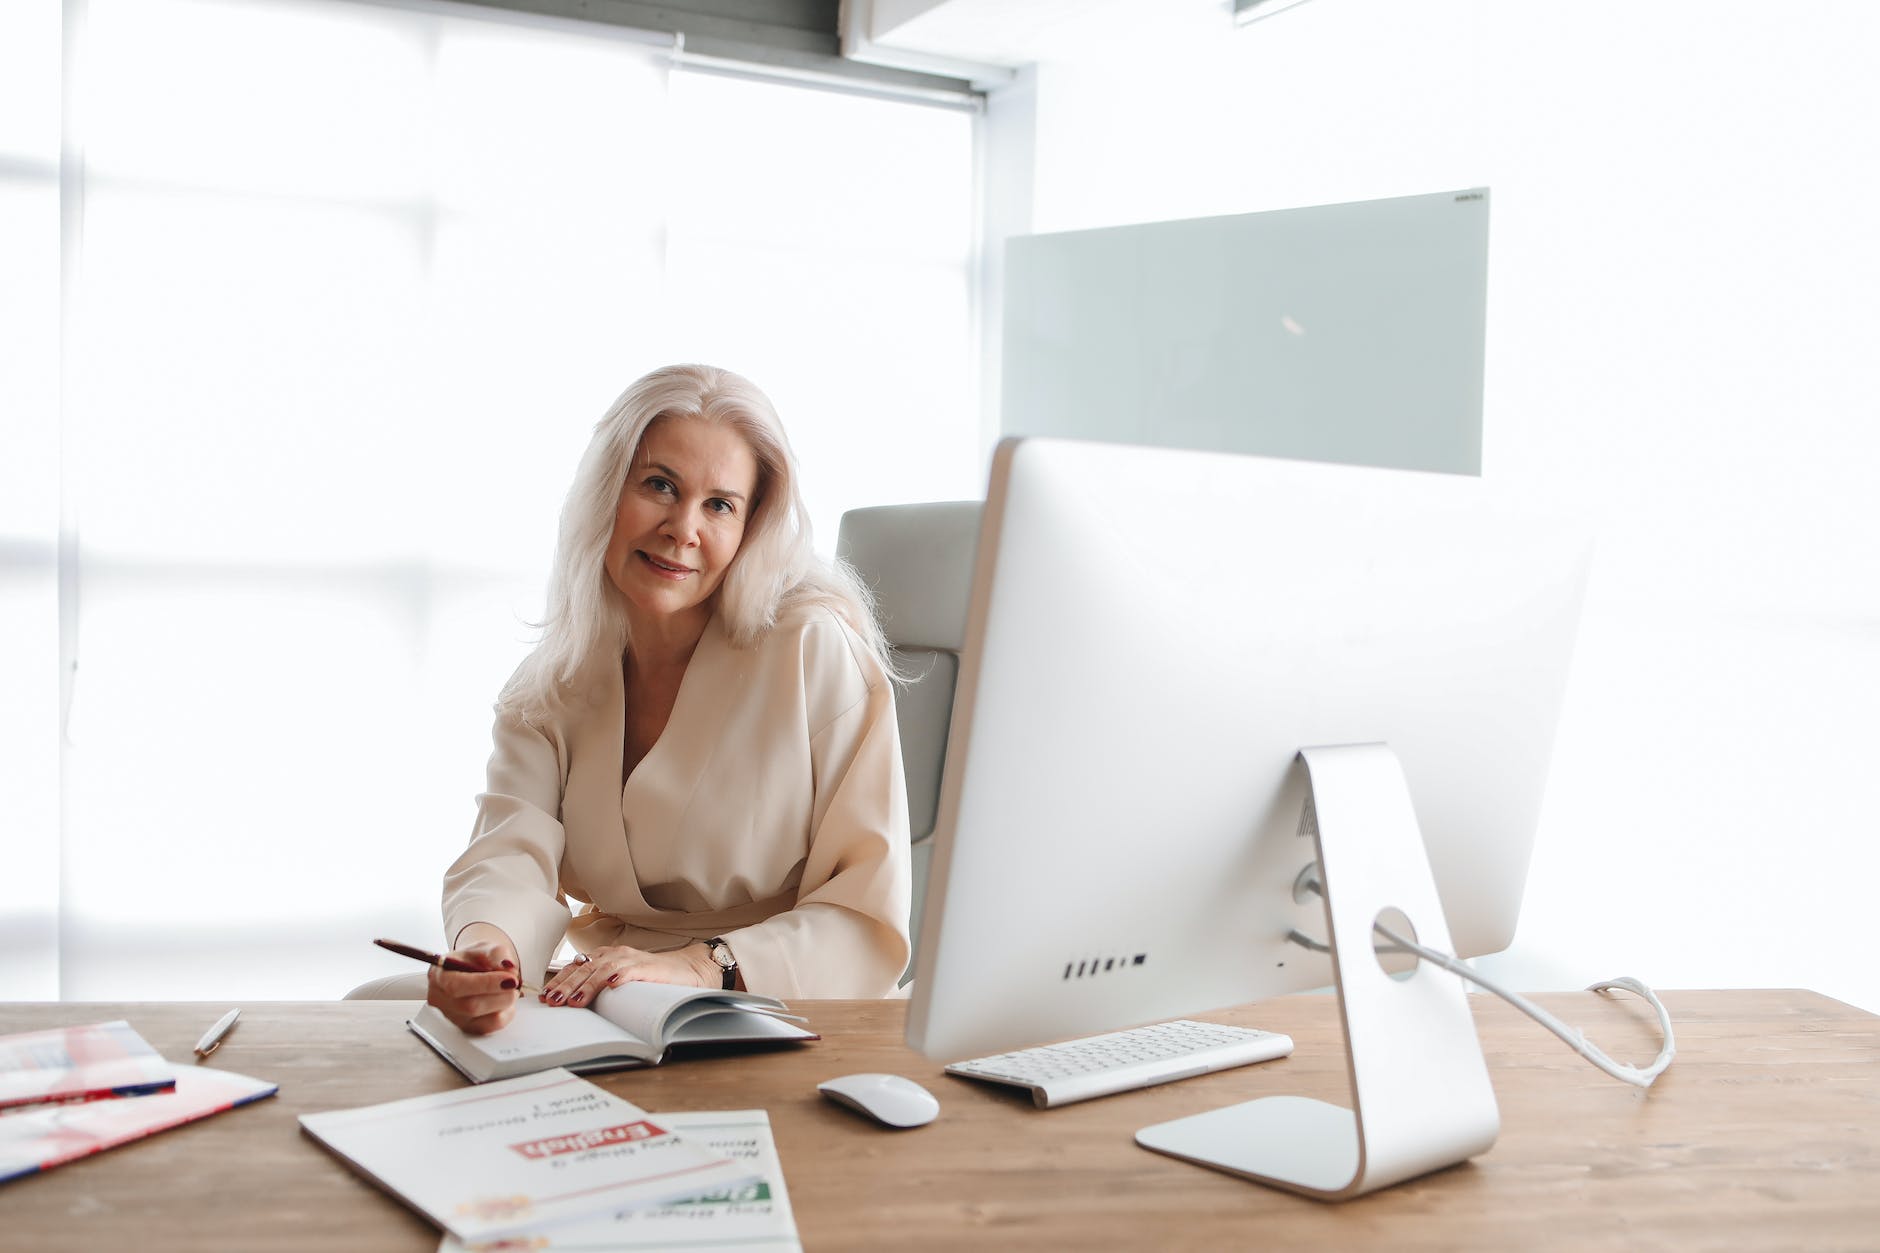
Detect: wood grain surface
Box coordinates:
(2, 990, 1875, 1251)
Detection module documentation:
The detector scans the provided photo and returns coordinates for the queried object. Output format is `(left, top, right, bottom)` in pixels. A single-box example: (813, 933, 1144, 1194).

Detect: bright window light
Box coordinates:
(14, 0, 979, 1001)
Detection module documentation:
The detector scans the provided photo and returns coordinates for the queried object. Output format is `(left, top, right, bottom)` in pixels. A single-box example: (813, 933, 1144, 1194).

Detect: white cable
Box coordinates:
(1371, 921, 1677, 1088)
(1288, 869, 1677, 1087)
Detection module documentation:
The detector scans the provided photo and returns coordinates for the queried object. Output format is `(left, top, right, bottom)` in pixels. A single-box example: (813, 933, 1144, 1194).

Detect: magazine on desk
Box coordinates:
(0, 1020, 176, 1113)
(299, 1069, 759, 1244)
(436, 1109, 801, 1253)
(408, 982, 817, 1084)
(1, 1067, 277, 1184)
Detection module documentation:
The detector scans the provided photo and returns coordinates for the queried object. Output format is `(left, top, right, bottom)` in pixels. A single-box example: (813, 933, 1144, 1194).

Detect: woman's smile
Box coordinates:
(638, 551, 696, 579)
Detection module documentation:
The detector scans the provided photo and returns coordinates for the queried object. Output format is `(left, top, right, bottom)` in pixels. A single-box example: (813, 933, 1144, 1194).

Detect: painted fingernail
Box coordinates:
(500, 960, 515, 970)
(500, 978, 517, 990)
(607, 973, 621, 985)
(570, 993, 585, 1005)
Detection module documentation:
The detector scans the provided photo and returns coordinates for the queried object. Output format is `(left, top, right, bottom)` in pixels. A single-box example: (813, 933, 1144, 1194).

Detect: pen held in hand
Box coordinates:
(373, 938, 540, 993)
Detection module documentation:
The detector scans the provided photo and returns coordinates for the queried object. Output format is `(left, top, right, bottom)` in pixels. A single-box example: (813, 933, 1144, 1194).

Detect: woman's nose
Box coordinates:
(661, 503, 702, 545)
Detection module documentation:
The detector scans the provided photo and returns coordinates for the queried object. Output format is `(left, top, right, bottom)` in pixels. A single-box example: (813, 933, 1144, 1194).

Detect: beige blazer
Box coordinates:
(443, 607, 912, 998)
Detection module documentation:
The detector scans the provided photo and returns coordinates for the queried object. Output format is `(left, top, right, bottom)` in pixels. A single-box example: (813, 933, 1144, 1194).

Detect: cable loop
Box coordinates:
(1370, 922, 1677, 1088)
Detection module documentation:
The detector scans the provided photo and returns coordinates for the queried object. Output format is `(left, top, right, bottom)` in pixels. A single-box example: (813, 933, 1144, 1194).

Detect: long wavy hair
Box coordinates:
(499, 363, 893, 724)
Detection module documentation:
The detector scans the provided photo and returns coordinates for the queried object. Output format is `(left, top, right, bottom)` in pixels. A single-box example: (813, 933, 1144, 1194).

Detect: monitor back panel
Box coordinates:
(908, 437, 1590, 1061)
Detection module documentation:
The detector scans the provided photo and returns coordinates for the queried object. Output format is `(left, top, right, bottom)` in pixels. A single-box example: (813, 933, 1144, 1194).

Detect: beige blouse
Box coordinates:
(442, 607, 912, 998)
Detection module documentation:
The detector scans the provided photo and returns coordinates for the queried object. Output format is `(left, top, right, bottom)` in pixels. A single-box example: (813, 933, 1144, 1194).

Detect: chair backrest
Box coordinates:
(835, 501, 982, 977)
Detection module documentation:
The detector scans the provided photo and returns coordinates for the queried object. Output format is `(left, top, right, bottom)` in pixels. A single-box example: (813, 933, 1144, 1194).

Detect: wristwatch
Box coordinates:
(705, 937, 738, 990)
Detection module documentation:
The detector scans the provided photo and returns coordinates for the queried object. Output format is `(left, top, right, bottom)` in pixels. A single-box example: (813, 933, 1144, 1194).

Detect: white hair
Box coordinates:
(499, 363, 893, 724)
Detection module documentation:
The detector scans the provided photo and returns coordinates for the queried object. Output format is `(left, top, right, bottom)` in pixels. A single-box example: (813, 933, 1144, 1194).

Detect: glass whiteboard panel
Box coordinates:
(1002, 188, 1489, 475)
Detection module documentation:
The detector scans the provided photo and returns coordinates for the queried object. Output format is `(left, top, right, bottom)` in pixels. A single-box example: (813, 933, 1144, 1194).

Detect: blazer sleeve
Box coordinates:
(441, 708, 576, 984)
(721, 618, 913, 998)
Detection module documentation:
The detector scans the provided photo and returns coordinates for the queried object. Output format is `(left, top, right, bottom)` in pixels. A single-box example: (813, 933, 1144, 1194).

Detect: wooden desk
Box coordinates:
(3, 990, 1876, 1250)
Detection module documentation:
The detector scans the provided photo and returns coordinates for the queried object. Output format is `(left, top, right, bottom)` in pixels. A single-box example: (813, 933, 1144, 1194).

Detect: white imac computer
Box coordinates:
(905, 436, 1591, 1200)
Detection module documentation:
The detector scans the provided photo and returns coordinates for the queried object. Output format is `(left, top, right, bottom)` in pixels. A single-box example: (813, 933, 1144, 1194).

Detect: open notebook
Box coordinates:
(408, 982, 816, 1083)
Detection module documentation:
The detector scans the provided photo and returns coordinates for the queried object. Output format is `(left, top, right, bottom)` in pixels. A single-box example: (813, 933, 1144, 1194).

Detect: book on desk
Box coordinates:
(407, 981, 817, 1083)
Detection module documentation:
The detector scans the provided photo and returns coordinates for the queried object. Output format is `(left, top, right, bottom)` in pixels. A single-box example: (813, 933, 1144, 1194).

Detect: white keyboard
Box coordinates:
(944, 1019, 1294, 1108)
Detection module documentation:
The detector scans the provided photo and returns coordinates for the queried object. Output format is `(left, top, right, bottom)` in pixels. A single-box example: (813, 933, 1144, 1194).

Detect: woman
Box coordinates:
(429, 364, 911, 1036)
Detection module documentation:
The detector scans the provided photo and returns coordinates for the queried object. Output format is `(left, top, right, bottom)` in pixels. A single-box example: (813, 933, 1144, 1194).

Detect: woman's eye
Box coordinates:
(644, 476, 674, 495)
(706, 498, 735, 516)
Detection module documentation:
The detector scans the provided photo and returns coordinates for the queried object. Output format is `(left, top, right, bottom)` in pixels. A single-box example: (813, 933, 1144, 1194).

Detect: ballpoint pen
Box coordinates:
(373, 938, 541, 993)
(194, 1008, 241, 1058)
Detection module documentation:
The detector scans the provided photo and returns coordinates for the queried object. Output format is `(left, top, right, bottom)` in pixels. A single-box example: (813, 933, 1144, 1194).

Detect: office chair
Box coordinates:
(835, 501, 983, 982)
(345, 970, 430, 1000)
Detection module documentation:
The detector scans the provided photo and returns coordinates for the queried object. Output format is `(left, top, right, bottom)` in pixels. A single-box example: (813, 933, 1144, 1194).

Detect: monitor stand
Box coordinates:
(1136, 742, 1500, 1200)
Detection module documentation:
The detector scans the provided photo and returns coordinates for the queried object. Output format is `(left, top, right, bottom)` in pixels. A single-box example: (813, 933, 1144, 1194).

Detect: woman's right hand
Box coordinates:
(426, 924, 523, 1035)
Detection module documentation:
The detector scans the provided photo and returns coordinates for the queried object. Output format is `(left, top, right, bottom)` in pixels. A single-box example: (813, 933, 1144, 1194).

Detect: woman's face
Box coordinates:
(604, 416, 760, 634)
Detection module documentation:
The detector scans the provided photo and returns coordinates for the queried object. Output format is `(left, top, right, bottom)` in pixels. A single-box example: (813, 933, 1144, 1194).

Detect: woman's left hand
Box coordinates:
(540, 943, 719, 1007)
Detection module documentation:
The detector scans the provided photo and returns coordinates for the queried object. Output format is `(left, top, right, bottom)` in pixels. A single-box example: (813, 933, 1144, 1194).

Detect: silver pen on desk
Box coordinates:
(194, 1008, 241, 1058)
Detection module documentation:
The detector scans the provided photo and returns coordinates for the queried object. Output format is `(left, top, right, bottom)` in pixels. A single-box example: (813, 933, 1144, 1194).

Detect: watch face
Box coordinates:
(711, 942, 736, 969)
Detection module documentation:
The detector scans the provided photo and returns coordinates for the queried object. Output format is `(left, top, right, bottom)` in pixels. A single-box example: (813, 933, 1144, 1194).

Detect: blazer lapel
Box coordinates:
(559, 648, 652, 919)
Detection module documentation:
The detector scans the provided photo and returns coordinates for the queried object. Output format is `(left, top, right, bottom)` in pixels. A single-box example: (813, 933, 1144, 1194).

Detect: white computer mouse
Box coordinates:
(817, 1072, 940, 1128)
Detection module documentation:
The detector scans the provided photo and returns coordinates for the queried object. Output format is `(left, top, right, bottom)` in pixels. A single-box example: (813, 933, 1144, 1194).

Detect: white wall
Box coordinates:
(985, 0, 1880, 1010)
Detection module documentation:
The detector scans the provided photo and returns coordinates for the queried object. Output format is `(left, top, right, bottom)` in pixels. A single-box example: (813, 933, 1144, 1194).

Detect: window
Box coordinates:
(2, 0, 979, 1000)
